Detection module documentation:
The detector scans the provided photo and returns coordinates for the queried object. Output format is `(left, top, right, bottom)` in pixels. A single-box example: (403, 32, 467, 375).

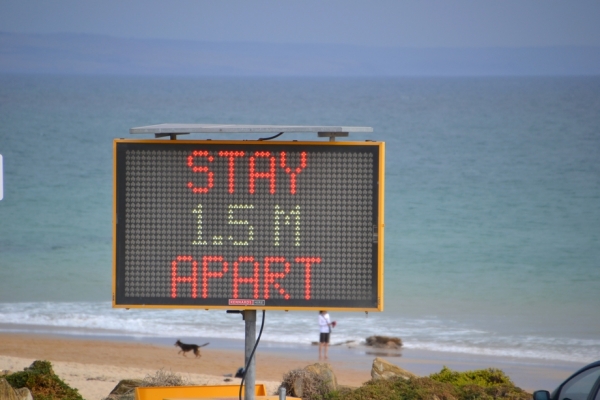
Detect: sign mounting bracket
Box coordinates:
(154, 132, 190, 140)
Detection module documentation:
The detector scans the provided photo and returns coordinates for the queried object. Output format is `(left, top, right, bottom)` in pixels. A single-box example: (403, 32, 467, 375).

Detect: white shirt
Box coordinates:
(319, 313, 331, 333)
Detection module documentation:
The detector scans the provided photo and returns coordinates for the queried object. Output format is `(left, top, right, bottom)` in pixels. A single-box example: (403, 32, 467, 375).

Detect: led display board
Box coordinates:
(113, 140, 384, 311)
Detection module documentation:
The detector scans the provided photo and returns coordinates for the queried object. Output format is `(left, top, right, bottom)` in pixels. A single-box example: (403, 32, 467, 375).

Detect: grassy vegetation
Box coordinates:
(4, 362, 190, 400)
(430, 366, 515, 387)
(5, 360, 83, 400)
(3, 360, 530, 400)
(325, 367, 530, 400)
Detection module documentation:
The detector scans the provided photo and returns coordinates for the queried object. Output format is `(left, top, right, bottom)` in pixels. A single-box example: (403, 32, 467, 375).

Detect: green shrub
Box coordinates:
(326, 377, 458, 400)
(459, 383, 530, 400)
(427, 366, 530, 400)
(281, 368, 334, 400)
(5, 360, 83, 400)
(429, 366, 514, 388)
(325, 367, 529, 400)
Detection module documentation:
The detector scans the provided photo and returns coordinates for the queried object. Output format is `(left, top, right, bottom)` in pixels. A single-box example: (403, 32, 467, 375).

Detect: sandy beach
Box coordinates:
(0, 332, 588, 399)
(0, 333, 372, 400)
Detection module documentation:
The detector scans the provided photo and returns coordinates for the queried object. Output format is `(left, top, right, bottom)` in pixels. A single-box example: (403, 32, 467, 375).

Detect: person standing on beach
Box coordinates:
(318, 310, 335, 359)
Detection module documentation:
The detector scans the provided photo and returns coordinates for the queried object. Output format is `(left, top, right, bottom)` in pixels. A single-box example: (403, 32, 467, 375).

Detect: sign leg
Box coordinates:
(244, 310, 256, 400)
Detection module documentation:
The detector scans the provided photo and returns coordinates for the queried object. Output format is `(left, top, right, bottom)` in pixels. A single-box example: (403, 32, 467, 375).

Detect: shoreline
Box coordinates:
(0, 331, 587, 398)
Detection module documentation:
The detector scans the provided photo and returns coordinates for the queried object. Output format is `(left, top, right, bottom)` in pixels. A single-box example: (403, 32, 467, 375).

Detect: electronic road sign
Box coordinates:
(113, 140, 384, 311)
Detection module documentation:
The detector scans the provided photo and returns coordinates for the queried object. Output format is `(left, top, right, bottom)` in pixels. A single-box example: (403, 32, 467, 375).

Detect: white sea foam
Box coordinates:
(1, 301, 598, 364)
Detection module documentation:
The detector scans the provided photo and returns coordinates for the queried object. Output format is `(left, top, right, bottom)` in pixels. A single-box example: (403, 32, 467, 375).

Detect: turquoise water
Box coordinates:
(0, 75, 599, 362)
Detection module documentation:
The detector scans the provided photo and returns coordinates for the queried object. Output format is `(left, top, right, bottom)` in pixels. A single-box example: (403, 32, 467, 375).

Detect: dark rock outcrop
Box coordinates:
(365, 335, 403, 349)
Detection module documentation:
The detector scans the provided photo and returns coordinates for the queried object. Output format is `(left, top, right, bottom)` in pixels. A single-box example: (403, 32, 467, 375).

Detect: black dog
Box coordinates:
(174, 340, 209, 358)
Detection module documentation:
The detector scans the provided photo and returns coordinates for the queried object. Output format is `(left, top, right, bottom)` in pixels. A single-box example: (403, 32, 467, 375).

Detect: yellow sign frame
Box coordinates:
(113, 139, 385, 312)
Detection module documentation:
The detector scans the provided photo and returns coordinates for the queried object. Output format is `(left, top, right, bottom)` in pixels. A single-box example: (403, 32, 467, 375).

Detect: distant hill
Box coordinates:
(1, 32, 599, 76)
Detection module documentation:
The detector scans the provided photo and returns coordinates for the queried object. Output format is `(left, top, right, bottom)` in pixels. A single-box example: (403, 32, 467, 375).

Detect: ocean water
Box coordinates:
(0, 75, 599, 364)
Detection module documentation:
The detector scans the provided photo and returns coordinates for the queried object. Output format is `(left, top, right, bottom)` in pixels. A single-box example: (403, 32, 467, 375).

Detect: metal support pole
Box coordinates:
(244, 310, 256, 400)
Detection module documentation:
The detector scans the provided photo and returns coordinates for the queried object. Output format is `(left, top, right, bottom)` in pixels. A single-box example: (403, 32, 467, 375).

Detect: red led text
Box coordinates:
(187, 151, 307, 195)
(170, 255, 321, 300)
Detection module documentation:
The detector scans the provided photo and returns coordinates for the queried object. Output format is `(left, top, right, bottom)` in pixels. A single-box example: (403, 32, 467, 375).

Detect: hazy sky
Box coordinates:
(1, 0, 599, 48)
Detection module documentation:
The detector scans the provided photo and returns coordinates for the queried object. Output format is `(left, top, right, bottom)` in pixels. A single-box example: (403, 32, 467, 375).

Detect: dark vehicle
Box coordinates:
(534, 361, 600, 400)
